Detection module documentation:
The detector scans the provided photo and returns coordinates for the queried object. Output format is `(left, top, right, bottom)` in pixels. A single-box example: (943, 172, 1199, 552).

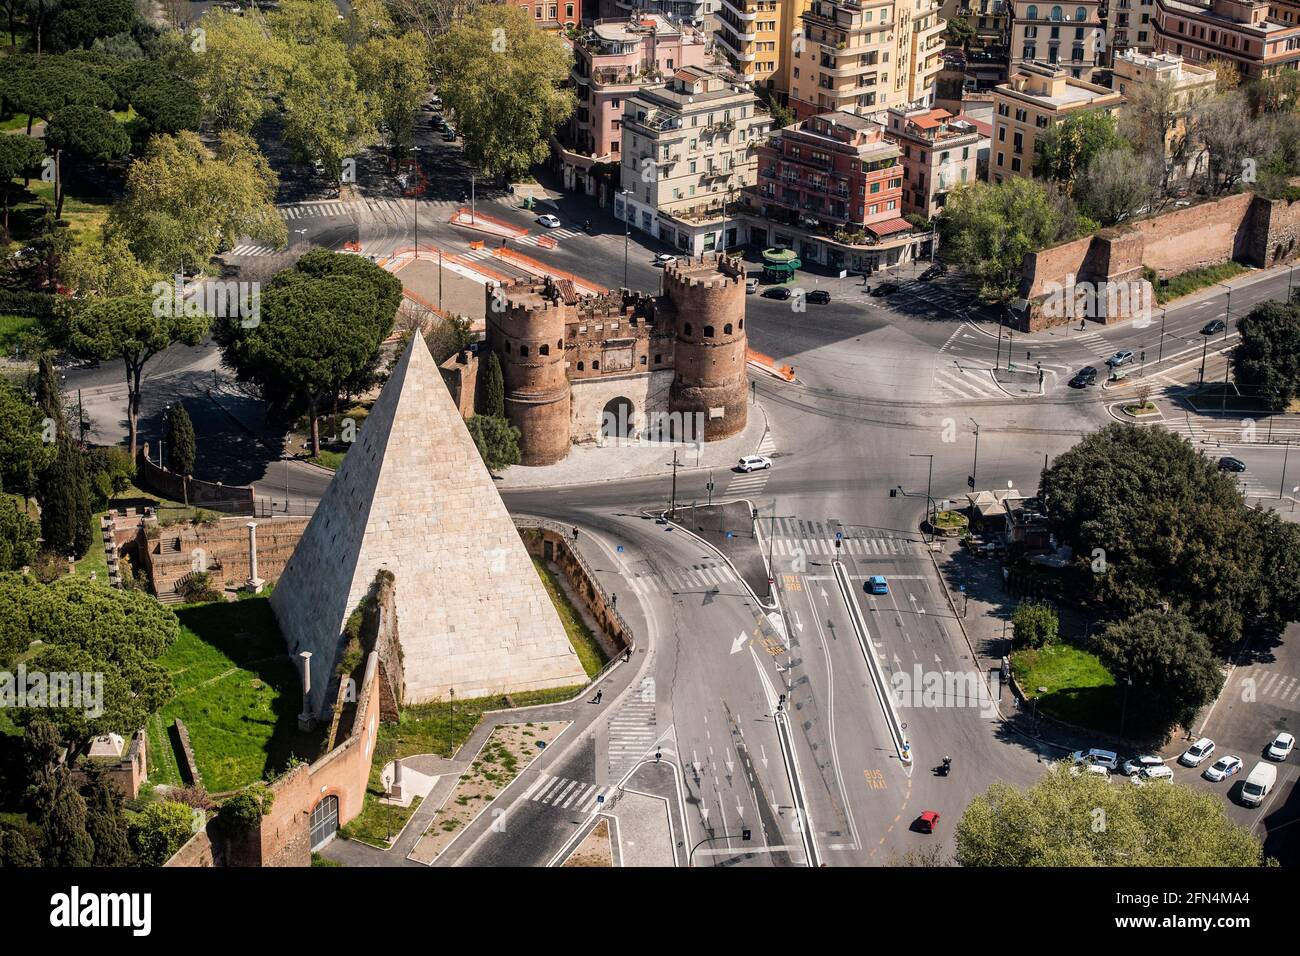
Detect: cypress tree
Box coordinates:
(38, 439, 93, 558)
(34, 353, 63, 436)
(166, 403, 196, 477)
(479, 351, 505, 418)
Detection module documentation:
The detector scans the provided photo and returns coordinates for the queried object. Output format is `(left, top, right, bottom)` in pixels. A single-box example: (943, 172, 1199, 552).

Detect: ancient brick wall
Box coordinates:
(666, 254, 749, 441)
(148, 516, 310, 596)
(569, 368, 675, 445)
(1130, 192, 1255, 277)
(488, 281, 572, 465)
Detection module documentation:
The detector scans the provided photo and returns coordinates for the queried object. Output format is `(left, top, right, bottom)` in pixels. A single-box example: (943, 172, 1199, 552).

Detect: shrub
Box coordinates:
(1012, 601, 1059, 648)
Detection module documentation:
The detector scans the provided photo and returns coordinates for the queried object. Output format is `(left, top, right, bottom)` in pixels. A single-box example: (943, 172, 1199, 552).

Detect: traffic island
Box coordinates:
(993, 366, 1044, 396)
(672, 500, 773, 604)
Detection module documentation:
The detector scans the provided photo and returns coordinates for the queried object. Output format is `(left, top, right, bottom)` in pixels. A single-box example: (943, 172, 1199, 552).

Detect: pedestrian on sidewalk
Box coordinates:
(591, 689, 603, 704)
(624, 648, 632, 663)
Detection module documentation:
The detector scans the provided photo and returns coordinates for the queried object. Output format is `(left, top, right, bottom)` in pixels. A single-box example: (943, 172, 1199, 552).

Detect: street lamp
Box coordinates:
(968, 418, 980, 491)
(910, 453, 935, 535)
(411, 145, 422, 255)
(621, 188, 631, 289)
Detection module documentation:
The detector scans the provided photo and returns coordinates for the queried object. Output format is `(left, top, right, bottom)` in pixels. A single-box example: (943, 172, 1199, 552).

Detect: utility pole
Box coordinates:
(909, 453, 935, 540)
(411, 145, 421, 256)
(621, 189, 631, 289)
(969, 417, 980, 490)
(1158, 308, 1167, 362)
(1282, 440, 1291, 500)
(1199, 333, 1209, 384)
(668, 448, 679, 520)
(470, 174, 476, 224)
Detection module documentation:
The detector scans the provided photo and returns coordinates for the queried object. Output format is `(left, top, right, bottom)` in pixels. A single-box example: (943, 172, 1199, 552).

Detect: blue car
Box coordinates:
(866, 575, 889, 595)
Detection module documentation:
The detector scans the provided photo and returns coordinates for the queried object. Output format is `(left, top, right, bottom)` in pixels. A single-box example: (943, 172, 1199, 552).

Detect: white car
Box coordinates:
(1130, 765, 1174, 785)
(1203, 755, 1243, 782)
(1178, 737, 1216, 767)
(737, 455, 773, 473)
(1070, 748, 1119, 771)
(1121, 755, 1163, 777)
(655, 253, 678, 267)
(1069, 763, 1112, 780)
(536, 214, 562, 228)
(1266, 732, 1295, 761)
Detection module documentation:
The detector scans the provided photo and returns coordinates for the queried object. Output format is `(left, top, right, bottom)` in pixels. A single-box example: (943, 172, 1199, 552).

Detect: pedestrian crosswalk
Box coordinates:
(518, 227, 583, 245)
(1234, 665, 1300, 707)
(1234, 468, 1276, 500)
(932, 364, 1005, 402)
(626, 559, 737, 597)
(460, 246, 497, 261)
(278, 200, 355, 220)
(522, 773, 613, 813)
(724, 430, 777, 497)
(608, 678, 659, 778)
(764, 517, 927, 562)
(1074, 331, 1115, 359)
(226, 243, 287, 258)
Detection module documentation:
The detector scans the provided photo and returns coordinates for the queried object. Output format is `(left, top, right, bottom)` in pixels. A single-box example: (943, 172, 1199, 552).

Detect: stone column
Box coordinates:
(390, 758, 404, 802)
(297, 651, 314, 731)
(246, 521, 264, 593)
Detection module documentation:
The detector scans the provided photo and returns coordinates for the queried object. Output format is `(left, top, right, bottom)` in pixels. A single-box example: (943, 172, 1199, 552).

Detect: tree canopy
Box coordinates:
(1232, 298, 1300, 411)
(956, 764, 1265, 866)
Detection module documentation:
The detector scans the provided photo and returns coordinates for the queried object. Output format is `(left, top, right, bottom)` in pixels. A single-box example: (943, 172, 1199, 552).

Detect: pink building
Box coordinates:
(554, 15, 708, 202)
(508, 0, 583, 30)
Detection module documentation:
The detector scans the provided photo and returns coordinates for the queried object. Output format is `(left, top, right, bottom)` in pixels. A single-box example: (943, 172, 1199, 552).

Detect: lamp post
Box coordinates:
(968, 417, 980, 490)
(621, 188, 631, 289)
(1157, 308, 1167, 362)
(411, 145, 422, 256)
(470, 173, 476, 224)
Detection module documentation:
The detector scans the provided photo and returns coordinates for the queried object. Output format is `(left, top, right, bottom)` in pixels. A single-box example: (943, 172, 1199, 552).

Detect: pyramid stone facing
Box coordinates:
(271, 334, 586, 715)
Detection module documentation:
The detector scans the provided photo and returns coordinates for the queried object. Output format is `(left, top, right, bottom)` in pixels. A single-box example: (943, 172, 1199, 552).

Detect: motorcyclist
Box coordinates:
(584, 219, 592, 232)
(942, 755, 952, 774)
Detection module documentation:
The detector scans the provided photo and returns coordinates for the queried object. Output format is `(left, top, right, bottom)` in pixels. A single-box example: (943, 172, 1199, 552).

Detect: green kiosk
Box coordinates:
(761, 247, 800, 284)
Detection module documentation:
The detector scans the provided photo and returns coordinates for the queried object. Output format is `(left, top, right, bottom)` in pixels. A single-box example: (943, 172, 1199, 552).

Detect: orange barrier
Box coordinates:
(535, 235, 558, 249)
(469, 239, 485, 250)
(450, 206, 528, 238)
(746, 349, 796, 382)
(491, 246, 607, 295)
(342, 240, 362, 252)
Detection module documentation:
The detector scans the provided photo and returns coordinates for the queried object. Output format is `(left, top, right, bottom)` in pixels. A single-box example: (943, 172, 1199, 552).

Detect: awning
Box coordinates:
(866, 217, 913, 237)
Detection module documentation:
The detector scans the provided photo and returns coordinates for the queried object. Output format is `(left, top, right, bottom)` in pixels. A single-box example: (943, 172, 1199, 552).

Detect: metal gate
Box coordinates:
(309, 795, 339, 850)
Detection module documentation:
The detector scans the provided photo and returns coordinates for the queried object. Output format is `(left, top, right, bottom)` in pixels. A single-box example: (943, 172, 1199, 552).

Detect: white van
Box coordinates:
(1241, 762, 1277, 807)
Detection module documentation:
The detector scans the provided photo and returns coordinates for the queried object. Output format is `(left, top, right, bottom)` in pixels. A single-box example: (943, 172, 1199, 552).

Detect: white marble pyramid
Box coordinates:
(271, 333, 586, 715)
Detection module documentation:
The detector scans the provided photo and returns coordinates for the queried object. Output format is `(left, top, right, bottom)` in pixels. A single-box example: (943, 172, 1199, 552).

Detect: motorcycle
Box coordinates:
(939, 756, 952, 777)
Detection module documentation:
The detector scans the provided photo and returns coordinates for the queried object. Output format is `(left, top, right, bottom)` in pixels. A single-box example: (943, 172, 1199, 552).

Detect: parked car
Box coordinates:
(870, 281, 900, 297)
(806, 289, 831, 304)
(1070, 763, 1112, 780)
(536, 214, 562, 228)
(918, 263, 947, 281)
(655, 253, 678, 267)
(736, 455, 773, 473)
(1203, 755, 1243, 782)
(1070, 748, 1120, 771)
(1130, 765, 1175, 785)
(865, 575, 889, 595)
(746, 277, 759, 294)
(763, 286, 792, 300)
(1218, 456, 1247, 473)
(1201, 319, 1226, 335)
(430, 113, 445, 128)
(428, 95, 443, 110)
(1069, 367, 1098, 388)
(1266, 731, 1295, 761)
(1241, 762, 1277, 807)
(1121, 755, 1163, 776)
(1179, 737, 1216, 767)
(1105, 349, 1135, 367)
(916, 810, 940, 833)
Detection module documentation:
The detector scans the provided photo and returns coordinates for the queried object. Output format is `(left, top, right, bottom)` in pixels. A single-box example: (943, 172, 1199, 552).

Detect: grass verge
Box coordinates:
(1148, 261, 1249, 305)
(532, 557, 608, 678)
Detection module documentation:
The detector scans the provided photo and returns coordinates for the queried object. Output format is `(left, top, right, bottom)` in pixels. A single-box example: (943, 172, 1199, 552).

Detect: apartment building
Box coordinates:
(884, 106, 983, 216)
(1108, 0, 1159, 57)
(1009, 0, 1106, 81)
(598, 0, 716, 22)
(618, 67, 771, 253)
(1153, 0, 1300, 79)
(988, 61, 1123, 181)
(747, 110, 930, 270)
(787, 0, 948, 120)
(555, 16, 709, 201)
(1112, 48, 1214, 176)
(951, 0, 1014, 86)
(509, 0, 583, 29)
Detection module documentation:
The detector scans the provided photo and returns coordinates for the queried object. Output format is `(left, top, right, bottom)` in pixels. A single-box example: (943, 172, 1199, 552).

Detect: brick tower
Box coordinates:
(487, 278, 572, 466)
(665, 253, 748, 442)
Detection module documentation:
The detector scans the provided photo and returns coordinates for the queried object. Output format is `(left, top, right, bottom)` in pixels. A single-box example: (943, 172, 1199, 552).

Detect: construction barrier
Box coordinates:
(746, 349, 796, 382)
(535, 235, 558, 249)
(450, 206, 528, 238)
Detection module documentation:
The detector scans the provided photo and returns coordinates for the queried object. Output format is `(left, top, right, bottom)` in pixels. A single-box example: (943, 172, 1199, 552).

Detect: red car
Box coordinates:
(917, 810, 940, 834)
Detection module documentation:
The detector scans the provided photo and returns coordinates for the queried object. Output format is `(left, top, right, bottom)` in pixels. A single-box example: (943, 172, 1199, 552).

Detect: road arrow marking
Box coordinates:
(731, 632, 748, 655)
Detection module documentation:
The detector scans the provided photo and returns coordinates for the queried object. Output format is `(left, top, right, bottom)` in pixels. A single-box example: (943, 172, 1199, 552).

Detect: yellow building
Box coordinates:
(715, 0, 815, 93)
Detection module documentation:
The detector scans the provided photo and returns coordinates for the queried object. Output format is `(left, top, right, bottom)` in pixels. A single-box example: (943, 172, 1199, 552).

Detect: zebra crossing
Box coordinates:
(608, 678, 659, 777)
(278, 200, 355, 220)
(1074, 331, 1116, 360)
(725, 430, 777, 497)
(932, 363, 1006, 402)
(517, 227, 583, 245)
(226, 243, 287, 258)
(1233, 468, 1277, 500)
(764, 517, 927, 561)
(521, 773, 613, 813)
(1235, 665, 1300, 707)
(625, 558, 737, 597)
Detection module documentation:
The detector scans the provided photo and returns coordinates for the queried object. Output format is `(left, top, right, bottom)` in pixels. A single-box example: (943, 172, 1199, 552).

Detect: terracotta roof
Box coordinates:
(867, 217, 913, 237)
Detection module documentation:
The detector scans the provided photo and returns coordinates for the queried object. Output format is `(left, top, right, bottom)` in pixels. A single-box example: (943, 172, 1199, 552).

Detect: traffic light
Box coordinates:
(967, 475, 975, 490)
(889, 488, 898, 498)
(751, 508, 759, 520)
(742, 828, 752, 841)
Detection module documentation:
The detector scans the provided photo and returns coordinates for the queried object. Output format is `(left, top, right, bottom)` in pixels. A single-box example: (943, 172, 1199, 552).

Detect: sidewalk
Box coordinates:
(679, 500, 771, 602)
(495, 400, 768, 490)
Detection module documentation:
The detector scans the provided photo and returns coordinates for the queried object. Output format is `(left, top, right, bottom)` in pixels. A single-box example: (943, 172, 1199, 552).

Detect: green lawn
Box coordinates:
(153, 597, 327, 794)
(532, 557, 608, 678)
(1012, 642, 1121, 733)
(0, 313, 36, 353)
